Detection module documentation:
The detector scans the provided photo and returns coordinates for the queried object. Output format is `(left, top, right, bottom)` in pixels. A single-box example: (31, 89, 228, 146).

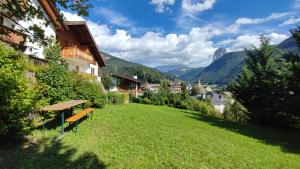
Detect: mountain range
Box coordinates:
(99, 52, 174, 83)
(100, 36, 298, 85)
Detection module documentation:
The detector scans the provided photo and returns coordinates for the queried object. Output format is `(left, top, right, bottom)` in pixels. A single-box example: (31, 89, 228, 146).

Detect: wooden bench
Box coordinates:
(65, 108, 94, 133)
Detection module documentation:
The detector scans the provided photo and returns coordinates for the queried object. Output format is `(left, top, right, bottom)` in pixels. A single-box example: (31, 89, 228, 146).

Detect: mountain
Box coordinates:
(192, 36, 299, 85)
(155, 64, 190, 73)
(100, 52, 175, 83)
(213, 47, 226, 62)
(178, 67, 206, 81)
(278, 37, 300, 54)
(193, 51, 247, 85)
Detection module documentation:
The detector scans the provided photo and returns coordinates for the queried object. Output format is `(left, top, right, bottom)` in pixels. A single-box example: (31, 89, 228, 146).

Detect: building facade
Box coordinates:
(108, 74, 142, 96)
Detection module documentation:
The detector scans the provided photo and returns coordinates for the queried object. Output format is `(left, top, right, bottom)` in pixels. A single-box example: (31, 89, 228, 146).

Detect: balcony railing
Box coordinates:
(61, 47, 96, 64)
(0, 25, 26, 46)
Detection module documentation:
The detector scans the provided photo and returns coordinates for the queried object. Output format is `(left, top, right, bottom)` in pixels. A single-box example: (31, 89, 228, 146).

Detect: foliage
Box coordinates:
(36, 42, 74, 105)
(107, 93, 129, 105)
(101, 75, 113, 90)
(0, 43, 37, 139)
(180, 81, 189, 100)
(0, 0, 92, 49)
(223, 101, 249, 123)
(229, 30, 300, 128)
(191, 84, 200, 96)
(69, 72, 106, 108)
(188, 99, 217, 116)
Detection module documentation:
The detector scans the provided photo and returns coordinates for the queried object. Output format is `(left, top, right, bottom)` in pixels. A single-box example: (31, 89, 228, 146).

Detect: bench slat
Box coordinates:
(65, 108, 93, 122)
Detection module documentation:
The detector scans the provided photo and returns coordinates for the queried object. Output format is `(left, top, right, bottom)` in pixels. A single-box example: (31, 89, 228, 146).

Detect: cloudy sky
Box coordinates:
(62, 0, 300, 67)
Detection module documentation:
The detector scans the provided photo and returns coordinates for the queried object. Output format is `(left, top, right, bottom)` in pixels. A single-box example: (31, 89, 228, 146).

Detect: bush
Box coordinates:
(0, 43, 37, 139)
(107, 93, 129, 104)
(69, 72, 106, 108)
(36, 42, 74, 104)
(188, 99, 217, 116)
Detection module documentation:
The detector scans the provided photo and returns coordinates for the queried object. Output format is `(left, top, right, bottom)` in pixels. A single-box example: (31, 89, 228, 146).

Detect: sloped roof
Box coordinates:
(65, 21, 105, 67)
(109, 73, 141, 83)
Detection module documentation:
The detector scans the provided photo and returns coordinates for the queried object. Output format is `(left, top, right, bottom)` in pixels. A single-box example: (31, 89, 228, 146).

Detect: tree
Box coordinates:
(191, 84, 200, 96)
(0, 0, 92, 49)
(102, 75, 113, 90)
(181, 81, 189, 100)
(36, 41, 74, 104)
(0, 43, 37, 139)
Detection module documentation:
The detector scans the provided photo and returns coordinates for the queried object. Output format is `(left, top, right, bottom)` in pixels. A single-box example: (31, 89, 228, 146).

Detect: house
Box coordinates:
(1, 1, 106, 81)
(108, 73, 142, 96)
(212, 93, 225, 113)
(143, 82, 160, 93)
(0, 0, 67, 59)
(169, 81, 182, 93)
(57, 21, 105, 81)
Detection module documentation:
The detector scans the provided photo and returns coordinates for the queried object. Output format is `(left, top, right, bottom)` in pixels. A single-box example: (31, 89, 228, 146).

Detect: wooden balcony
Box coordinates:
(61, 47, 96, 64)
(0, 25, 26, 46)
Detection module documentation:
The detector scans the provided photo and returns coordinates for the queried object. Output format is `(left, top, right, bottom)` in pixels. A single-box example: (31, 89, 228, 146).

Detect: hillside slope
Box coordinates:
(100, 52, 174, 83)
(193, 36, 299, 85)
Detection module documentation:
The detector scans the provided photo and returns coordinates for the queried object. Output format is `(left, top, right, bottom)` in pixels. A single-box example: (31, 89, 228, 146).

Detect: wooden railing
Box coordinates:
(0, 25, 26, 46)
(61, 47, 96, 64)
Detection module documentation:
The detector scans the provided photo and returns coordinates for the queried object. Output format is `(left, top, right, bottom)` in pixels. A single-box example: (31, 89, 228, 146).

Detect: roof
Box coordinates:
(38, 0, 68, 31)
(212, 93, 225, 105)
(110, 73, 141, 83)
(65, 21, 105, 67)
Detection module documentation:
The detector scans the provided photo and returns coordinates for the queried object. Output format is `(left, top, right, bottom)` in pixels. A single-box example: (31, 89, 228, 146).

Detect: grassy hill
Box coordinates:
(100, 52, 174, 83)
(2, 104, 300, 168)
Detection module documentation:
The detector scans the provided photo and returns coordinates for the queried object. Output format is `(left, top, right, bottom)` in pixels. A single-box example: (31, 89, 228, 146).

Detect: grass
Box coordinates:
(1, 103, 300, 169)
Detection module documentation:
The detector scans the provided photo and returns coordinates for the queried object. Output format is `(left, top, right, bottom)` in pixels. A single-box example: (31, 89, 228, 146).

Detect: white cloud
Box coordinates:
(235, 12, 291, 25)
(294, 0, 300, 9)
(280, 17, 300, 26)
(149, 0, 176, 13)
(62, 12, 289, 68)
(182, 0, 217, 13)
(218, 33, 288, 51)
(95, 7, 133, 27)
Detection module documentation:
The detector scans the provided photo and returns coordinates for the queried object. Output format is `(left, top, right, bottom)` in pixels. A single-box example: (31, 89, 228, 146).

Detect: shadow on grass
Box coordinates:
(0, 137, 106, 169)
(183, 110, 300, 154)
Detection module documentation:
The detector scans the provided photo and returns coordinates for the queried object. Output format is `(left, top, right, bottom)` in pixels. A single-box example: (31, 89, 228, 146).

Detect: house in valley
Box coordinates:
(212, 93, 225, 113)
(108, 73, 142, 96)
(57, 21, 105, 81)
(143, 82, 160, 93)
(169, 81, 182, 93)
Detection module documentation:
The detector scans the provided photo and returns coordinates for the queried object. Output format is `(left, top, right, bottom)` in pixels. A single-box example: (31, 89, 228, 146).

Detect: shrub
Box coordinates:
(36, 42, 74, 104)
(188, 99, 217, 116)
(69, 72, 106, 108)
(0, 43, 37, 139)
(141, 98, 152, 104)
(107, 93, 129, 104)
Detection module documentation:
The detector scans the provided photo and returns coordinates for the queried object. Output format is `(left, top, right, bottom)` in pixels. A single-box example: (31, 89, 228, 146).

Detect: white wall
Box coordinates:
(3, 0, 56, 59)
(66, 58, 100, 80)
(214, 104, 225, 114)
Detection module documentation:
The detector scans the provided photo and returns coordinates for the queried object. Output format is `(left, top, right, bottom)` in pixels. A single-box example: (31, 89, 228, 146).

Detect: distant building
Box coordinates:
(169, 81, 182, 93)
(212, 93, 225, 113)
(143, 82, 160, 93)
(108, 73, 142, 96)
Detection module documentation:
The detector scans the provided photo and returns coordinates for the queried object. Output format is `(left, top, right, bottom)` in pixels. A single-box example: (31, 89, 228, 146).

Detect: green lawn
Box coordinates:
(1, 103, 300, 169)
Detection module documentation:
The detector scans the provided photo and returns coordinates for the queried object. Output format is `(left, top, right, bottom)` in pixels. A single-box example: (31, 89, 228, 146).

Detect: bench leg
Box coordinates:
(76, 120, 78, 133)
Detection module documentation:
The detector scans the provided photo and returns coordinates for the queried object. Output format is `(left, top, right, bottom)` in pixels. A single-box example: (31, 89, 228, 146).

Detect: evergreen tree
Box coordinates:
(181, 82, 189, 100)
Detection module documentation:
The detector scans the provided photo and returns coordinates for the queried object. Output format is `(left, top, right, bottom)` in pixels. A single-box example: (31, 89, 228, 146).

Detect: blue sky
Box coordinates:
(63, 0, 300, 67)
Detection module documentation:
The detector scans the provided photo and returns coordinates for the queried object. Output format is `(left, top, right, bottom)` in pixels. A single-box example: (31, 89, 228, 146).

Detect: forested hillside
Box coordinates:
(100, 52, 174, 83)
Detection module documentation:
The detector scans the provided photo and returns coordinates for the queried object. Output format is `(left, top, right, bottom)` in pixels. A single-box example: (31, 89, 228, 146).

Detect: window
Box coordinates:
(75, 66, 80, 73)
(91, 68, 95, 75)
